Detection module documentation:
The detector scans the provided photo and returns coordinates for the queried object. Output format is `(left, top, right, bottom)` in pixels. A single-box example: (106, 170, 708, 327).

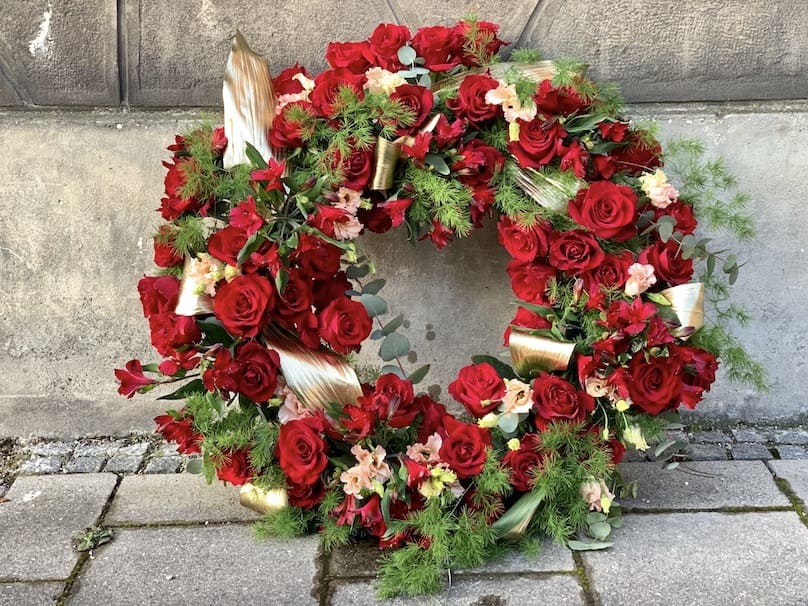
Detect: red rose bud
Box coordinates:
(276, 418, 330, 485)
(532, 373, 595, 431)
(568, 181, 638, 242)
(445, 74, 500, 126)
(548, 230, 606, 274)
(318, 297, 372, 354)
(115, 360, 157, 398)
(439, 416, 491, 478)
(216, 448, 253, 486)
(508, 117, 568, 170)
(213, 274, 275, 338)
(233, 342, 281, 403)
(448, 363, 505, 418)
(627, 355, 684, 415)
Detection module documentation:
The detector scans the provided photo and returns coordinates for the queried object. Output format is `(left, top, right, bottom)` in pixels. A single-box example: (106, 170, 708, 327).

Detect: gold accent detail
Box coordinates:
(239, 482, 288, 514)
(263, 326, 363, 410)
(660, 282, 705, 340)
(430, 61, 570, 93)
(512, 167, 584, 212)
(222, 30, 277, 170)
(508, 328, 576, 378)
(174, 256, 214, 316)
(370, 114, 440, 191)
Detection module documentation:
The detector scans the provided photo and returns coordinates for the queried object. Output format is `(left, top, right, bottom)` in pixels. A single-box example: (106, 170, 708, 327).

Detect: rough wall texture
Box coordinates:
(1, 0, 807, 107)
(0, 105, 805, 438)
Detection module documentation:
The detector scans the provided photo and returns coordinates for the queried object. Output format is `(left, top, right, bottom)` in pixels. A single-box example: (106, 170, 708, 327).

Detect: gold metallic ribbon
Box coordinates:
(508, 328, 576, 378)
(660, 282, 704, 340)
(431, 60, 568, 93)
(222, 30, 277, 169)
(239, 482, 288, 514)
(370, 114, 440, 191)
(263, 325, 363, 411)
(512, 166, 585, 213)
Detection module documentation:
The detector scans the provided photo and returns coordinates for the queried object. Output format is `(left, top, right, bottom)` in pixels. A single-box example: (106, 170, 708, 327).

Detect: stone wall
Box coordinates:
(0, 1, 806, 437)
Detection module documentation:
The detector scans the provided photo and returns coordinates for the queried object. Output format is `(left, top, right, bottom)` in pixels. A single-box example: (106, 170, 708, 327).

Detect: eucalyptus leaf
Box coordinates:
(568, 540, 613, 551)
(346, 264, 370, 279)
(498, 413, 519, 434)
(397, 45, 417, 66)
(370, 329, 384, 340)
(654, 439, 680, 458)
(185, 458, 204, 474)
(382, 313, 405, 336)
(706, 254, 717, 275)
(417, 74, 432, 88)
(588, 522, 612, 541)
(470, 355, 518, 380)
(380, 333, 410, 361)
(425, 153, 451, 176)
(407, 364, 431, 384)
(666, 461, 680, 470)
(658, 220, 674, 243)
(362, 278, 387, 295)
(586, 512, 608, 524)
(380, 364, 407, 379)
(360, 293, 388, 317)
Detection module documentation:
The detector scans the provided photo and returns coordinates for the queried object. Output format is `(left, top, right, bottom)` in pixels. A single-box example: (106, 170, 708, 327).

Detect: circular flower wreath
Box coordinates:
(116, 19, 761, 597)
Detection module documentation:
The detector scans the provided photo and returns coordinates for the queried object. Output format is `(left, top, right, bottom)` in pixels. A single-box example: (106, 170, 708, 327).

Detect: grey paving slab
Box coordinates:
(64, 457, 105, 474)
(731, 428, 768, 443)
(328, 575, 585, 606)
(0, 474, 117, 581)
(618, 461, 789, 510)
(0, 581, 63, 605)
(117, 442, 151, 456)
(730, 442, 772, 460)
(144, 456, 182, 474)
(73, 440, 124, 458)
(769, 460, 808, 503)
(67, 526, 319, 605)
(103, 454, 143, 474)
(17, 456, 61, 474)
(105, 473, 259, 525)
(29, 442, 74, 457)
(777, 446, 808, 460)
(773, 429, 808, 445)
(683, 443, 728, 461)
(583, 512, 808, 606)
(691, 430, 731, 444)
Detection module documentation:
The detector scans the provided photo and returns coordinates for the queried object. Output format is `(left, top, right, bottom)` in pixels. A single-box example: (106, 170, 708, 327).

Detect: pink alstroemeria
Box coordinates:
(114, 360, 157, 398)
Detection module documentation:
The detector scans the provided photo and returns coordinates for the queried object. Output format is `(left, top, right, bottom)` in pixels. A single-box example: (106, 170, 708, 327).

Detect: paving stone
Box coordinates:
(0, 1, 118, 106)
(144, 456, 182, 474)
(621, 449, 648, 462)
(618, 461, 789, 510)
(768, 460, 808, 503)
(772, 429, 808, 445)
(105, 473, 259, 525)
(64, 456, 105, 474)
(328, 575, 585, 605)
(0, 581, 63, 605)
(583, 512, 808, 605)
(103, 455, 144, 474)
(154, 442, 179, 457)
(29, 441, 74, 457)
(73, 440, 124, 458)
(117, 442, 151, 456)
(0, 474, 117, 581)
(68, 526, 319, 605)
(690, 430, 731, 444)
(0, 481, 8, 499)
(776, 446, 808, 460)
(683, 443, 728, 461)
(17, 456, 61, 475)
(731, 443, 772, 461)
(731, 428, 768, 443)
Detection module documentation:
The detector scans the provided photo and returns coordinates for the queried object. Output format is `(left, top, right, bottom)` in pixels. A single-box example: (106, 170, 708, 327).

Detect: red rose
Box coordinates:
(216, 448, 252, 486)
(272, 63, 312, 96)
(326, 40, 372, 74)
(270, 102, 312, 149)
(439, 416, 492, 478)
(370, 374, 417, 428)
(312, 271, 351, 310)
(213, 274, 275, 338)
(138, 276, 180, 317)
(334, 144, 374, 191)
(318, 297, 372, 354)
(503, 306, 552, 346)
(497, 216, 550, 262)
(148, 313, 201, 357)
(627, 355, 683, 415)
(639, 241, 694, 286)
(452, 139, 504, 187)
(448, 363, 506, 418)
(154, 412, 201, 454)
(549, 230, 606, 274)
(160, 158, 202, 220)
(207, 226, 249, 266)
(310, 68, 366, 116)
(293, 234, 342, 280)
(390, 84, 434, 134)
(455, 20, 507, 66)
(446, 74, 499, 126)
(233, 342, 281, 403)
(582, 251, 633, 309)
(369, 24, 411, 71)
(568, 181, 638, 241)
(502, 434, 543, 492)
(287, 481, 325, 508)
(153, 226, 183, 268)
(507, 260, 555, 304)
(276, 418, 329, 485)
(411, 25, 463, 72)
(276, 268, 313, 322)
(613, 132, 662, 175)
(508, 118, 568, 170)
(655, 201, 697, 235)
(532, 373, 595, 430)
(229, 197, 264, 237)
(670, 345, 718, 409)
(534, 79, 589, 116)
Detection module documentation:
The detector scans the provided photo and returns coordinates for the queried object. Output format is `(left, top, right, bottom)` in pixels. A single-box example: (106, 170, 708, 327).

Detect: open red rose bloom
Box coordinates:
(116, 19, 745, 597)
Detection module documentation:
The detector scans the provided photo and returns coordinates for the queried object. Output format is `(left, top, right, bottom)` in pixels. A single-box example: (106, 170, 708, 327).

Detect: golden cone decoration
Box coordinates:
(508, 329, 576, 378)
(239, 482, 288, 514)
(660, 282, 705, 339)
(222, 31, 277, 169)
(512, 166, 584, 213)
(370, 114, 440, 191)
(263, 325, 363, 411)
(174, 256, 214, 316)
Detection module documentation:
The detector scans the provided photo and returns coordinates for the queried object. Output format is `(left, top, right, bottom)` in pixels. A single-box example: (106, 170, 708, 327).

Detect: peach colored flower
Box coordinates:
(188, 253, 224, 297)
(485, 80, 537, 123)
(334, 187, 363, 215)
(584, 376, 612, 398)
(580, 478, 615, 512)
(639, 168, 679, 209)
(406, 433, 443, 464)
(364, 67, 405, 95)
(277, 385, 311, 424)
(351, 444, 392, 484)
(625, 263, 657, 297)
(276, 72, 315, 113)
(499, 379, 533, 415)
(332, 214, 363, 240)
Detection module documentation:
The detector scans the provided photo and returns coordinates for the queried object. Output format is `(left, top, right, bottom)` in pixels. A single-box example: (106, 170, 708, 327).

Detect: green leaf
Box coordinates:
(491, 490, 544, 540)
(407, 364, 430, 384)
(568, 540, 613, 551)
(185, 458, 204, 474)
(157, 379, 206, 401)
(666, 461, 680, 470)
(646, 292, 672, 307)
(397, 45, 417, 66)
(654, 439, 679, 458)
(362, 279, 386, 295)
(586, 512, 608, 524)
(380, 364, 406, 379)
(588, 522, 612, 541)
(722, 253, 737, 273)
(370, 329, 384, 340)
(346, 264, 370, 279)
(274, 267, 288, 294)
(706, 254, 717, 275)
(379, 333, 410, 361)
(497, 413, 519, 434)
(470, 355, 518, 380)
(244, 142, 267, 169)
(197, 320, 235, 347)
(425, 154, 451, 176)
(510, 301, 555, 318)
(382, 314, 405, 336)
(657, 217, 675, 243)
(360, 293, 388, 317)
(237, 233, 263, 265)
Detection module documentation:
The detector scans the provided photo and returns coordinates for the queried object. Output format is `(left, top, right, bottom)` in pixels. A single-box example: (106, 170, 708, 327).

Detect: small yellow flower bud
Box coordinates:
(615, 399, 630, 412)
(478, 413, 499, 428)
(507, 438, 521, 451)
(508, 121, 520, 142)
(224, 264, 241, 282)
